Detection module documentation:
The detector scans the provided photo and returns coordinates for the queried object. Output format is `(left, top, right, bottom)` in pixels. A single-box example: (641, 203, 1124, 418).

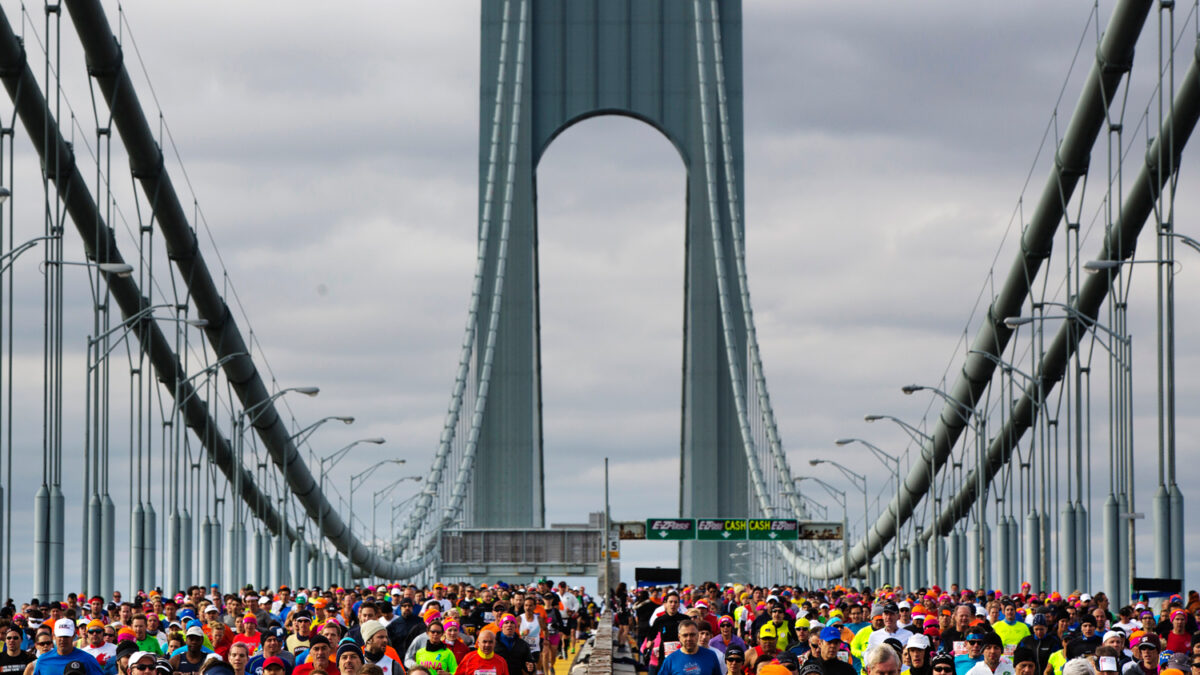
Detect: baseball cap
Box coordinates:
(819, 626, 842, 642)
(906, 634, 930, 650)
(186, 626, 205, 639)
(114, 641, 139, 661)
(774, 652, 799, 670)
(261, 626, 285, 644)
(63, 662, 87, 675)
(798, 664, 824, 675)
(725, 647, 745, 661)
(759, 623, 778, 639)
(54, 618, 76, 637)
(931, 654, 955, 670)
(262, 657, 286, 671)
(131, 652, 156, 667)
(870, 605, 885, 618)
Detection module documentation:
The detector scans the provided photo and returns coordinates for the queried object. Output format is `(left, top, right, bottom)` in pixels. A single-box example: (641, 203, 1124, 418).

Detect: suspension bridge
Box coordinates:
(0, 0, 1191, 603)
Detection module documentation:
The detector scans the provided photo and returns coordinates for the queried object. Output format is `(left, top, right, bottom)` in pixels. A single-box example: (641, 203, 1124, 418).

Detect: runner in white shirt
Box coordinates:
(78, 620, 117, 670)
(866, 603, 914, 655)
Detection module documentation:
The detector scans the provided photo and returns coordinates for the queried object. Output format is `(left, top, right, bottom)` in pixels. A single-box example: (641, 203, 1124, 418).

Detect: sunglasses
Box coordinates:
(36, 642, 51, 648)
(429, 630, 444, 635)
(934, 668, 954, 673)
(132, 666, 155, 672)
(3, 636, 18, 640)
(968, 641, 981, 646)
(87, 630, 103, 634)
(726, 659, 744, 664)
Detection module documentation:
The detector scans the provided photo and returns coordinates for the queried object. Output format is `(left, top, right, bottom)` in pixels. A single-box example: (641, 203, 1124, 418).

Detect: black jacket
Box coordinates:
(814, 656, 857, 675)
(388, 614, 425, 655)
(1016, 633, 1061, 674)
(496, 633, 535, 675)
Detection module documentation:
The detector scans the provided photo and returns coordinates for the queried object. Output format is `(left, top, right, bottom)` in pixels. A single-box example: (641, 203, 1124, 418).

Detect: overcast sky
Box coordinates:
(0, 0, 1197, 598)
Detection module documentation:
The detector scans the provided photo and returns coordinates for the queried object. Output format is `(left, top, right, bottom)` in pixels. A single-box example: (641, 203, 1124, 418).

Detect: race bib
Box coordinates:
(837, 653, 849, 663)
(477, 670, 497, 675)
(1004, 645, 1016, 657)
(953, 641, 967, 657)
(664, 641, 682, 656)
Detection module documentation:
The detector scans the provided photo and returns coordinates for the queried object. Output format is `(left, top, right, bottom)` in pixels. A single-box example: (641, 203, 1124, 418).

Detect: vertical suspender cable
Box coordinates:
(690, 0, 773, 520)
(395, 0, 516, 547)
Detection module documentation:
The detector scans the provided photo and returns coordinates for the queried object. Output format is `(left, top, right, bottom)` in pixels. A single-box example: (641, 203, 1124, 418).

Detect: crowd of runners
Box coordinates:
(614, 582, 1200, 675)
(1, 580, 1198, 675)
(0, 581, 599, 675)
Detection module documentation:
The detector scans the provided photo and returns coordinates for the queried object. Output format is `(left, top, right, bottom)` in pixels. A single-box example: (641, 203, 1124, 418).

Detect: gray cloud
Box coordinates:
(0, 0, 1194, 596)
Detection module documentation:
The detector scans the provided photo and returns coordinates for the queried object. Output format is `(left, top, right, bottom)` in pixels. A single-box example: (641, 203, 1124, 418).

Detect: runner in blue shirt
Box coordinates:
(34, 620, 103, 675)
(660, 620, 721, 675)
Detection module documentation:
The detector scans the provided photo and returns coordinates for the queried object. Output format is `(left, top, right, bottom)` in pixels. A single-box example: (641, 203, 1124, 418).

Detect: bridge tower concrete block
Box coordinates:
(477, 0, 749, 581)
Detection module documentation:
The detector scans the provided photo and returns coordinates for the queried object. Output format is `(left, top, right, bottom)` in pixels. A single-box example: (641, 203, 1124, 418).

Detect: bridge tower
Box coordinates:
(475, 0, 749, 582)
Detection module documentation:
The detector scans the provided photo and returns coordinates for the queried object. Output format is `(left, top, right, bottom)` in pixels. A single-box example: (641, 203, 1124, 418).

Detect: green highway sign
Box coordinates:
(646, 518, 696, 540)
(697, 519, 748, 541)
(748, 518, 799, 541)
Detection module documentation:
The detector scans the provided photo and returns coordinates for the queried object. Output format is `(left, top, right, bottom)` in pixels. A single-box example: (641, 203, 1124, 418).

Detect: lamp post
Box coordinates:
(864, 414, 940, 586)
(372, 475, 422, 581)
(234, 386, 319, 587)
(1005, 309, 1133, 599)
(836, 438, 902, 585)
(1087, 246, 1197, 581)
(316, 437, 386, 580)
(902, 383, 987, 590)
(806, 458, 865, 583)
(349, 459, 406, 542)
(794, 476, 848, 587)
(81, 303, 206, 595)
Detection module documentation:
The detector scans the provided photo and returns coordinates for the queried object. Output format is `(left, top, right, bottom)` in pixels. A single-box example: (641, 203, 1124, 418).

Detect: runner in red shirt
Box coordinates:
(457, 631, 509, 675)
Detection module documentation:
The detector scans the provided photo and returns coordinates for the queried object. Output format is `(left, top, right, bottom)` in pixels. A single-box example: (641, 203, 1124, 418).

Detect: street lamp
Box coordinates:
(349, 459, 406, 549)
(315, 438, 386, 572)
(290, 416, 355, 446)
(836, 438, 902, 583)
(807, 458, 867, 581)
(794, 476, 848, 587)
(1006, 305, 1136, 598)
(1086, 247, 1193, 580)
(83, 303, 209, 594)
(45, 259, 135, 277)
(903, 383, 989, 589)
(372, 475, 422, 577)
(232, 385, 319, 587)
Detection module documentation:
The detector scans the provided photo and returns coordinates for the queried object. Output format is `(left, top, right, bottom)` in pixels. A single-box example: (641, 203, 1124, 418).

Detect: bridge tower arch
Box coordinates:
(474, 0, 749, 583)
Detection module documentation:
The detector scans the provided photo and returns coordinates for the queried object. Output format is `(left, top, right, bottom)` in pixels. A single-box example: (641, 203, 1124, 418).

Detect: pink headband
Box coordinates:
(443, 621, 459, 630)
(500, 616, 517, 625)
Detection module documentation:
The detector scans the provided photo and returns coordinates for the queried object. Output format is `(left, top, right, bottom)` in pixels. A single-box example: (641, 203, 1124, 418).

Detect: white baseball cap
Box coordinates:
(54, 618, 76, 637)
(131, 652, 156, 667)
(186, 626, 205, 639)
(906, 634, 930, 650)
